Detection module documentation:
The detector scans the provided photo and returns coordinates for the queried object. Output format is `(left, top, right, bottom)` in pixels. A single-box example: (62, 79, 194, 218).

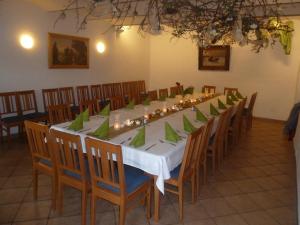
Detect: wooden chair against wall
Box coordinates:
(196, 118, 215, 191)
(17, 90, 47, 122)
(159, 88, 168, 98)
(24, 121, 57, 209)
(162, 126, 204, 221)
(102, 83, 124, 110)
(76, 85, 90, 104)
(122, 81, 141, 104)
(137, 80, 146, 94)
(59, 87, 79, 115)
(224, 87, 238, 95)
(222, 107, 234, 158)
(48, 104, 72, 125)
(90, 84, 103, 101)
(244, 92, 257, 130)
(85, 138, 151, 225)
(170, 85, 183, 96)
(202, 85, 216, 94)
(79, 99, 101, 116)
(50, 130, 89, 225)
(42, 88, 61, 112)
(0, 92, 23, 143)
(147, 90, 158, 101)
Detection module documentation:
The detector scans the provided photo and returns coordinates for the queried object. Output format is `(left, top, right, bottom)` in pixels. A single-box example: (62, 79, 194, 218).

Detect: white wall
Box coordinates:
(149, 18, 300, 120)
(0, 0, 150, 111)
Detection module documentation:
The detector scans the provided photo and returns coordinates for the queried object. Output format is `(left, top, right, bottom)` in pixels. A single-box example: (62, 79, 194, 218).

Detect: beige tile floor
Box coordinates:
(0, 119, 297, 225)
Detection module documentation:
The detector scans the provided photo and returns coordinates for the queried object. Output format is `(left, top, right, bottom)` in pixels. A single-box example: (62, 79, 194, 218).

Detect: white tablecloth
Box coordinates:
(52, 95, 238, 193)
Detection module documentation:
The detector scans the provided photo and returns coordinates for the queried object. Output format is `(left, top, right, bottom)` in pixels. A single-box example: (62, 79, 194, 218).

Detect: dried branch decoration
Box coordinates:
(55, 0, 295, 54)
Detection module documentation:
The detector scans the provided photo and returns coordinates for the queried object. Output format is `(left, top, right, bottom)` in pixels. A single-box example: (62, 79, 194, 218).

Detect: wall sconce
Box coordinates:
(96, 41, 106, 54)
(19, 34, 34, 49)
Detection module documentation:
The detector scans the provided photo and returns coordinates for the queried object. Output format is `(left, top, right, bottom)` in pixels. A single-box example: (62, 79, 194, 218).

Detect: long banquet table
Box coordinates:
(51, 94, 239, 221)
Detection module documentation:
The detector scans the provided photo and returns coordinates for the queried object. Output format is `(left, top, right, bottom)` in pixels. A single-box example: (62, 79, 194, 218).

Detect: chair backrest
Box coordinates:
(76, 85, 90, 103)
(48, 104, 72, 125)
(159, 88, 168, 98)
(109, 96, 125, 111)
(198, 118, 215, 163)
(136, 80, 146, 95)
(211, 110, 229, 148)
(202, 85, 216, 94)
(248, 92, 258, 115)
(170, 85, 183, 96)
(224, 87, 238, 95)
(91, 84, 103, 101)
(147, 90, 158, 101)
(102, 83, 123, 99)
(24, 120, 55, 168)
(122, 81, 141, 103)
(42, 88, 61, 112)
(232, 98, 247, 129)
(50, 129, 87, 181)
(17, 90, 38, 115)
(179, 126, 204, 181)
(79, 99, 100, 115)
(85, 137, 126, 195)
(59, 87, 76, 106)
(223, 106, 234, 137)
(0, 91, 19, 118)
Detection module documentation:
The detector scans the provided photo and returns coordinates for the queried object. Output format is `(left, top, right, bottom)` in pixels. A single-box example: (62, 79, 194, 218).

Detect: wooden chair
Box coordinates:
(85, 137, 151, 225)
(90, 84, 103, 101)
(147, 90, 158, 101)
(50, 129, 89, 225)
(137, 80, 147, 101)
(224, 87, 238, 95)
(163, 126, 204, 221)
(159, 88, 168, 98)
(42, 88, 61, 112)
(207, 110, 229, 174)
(24, 121, 57, 209)
(102, 83, 124, 110)
(76, 86, 90, 104)
(48, 104, 72, 125)
(222, 107, 234, 158)
(79, 99, 101, 115)
(202, 85, 216, 94)
(0, 92, 23, 143)
(228, 98, 247, 145)
(170, 85, 183, 96)
(122, 81, 141, 104)
(196, 118, 215, 193)
(109, 96, 125, 110)
(59, 87, 79, 115)
(17, 90, 47, 122)
(244, 92, 257, 130)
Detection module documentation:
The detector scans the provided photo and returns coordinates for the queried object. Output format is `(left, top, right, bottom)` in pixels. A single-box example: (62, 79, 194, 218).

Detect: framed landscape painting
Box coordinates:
(198, 45, 230, 71)
(48, 33, 89, 69)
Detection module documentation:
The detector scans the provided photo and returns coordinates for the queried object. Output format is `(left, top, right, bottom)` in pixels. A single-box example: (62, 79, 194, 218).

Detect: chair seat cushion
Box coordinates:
(98, 165, 150, 194)
(1, 115, 24, 124)
(170, 164, 181, 179)
(23, 112, 47, 120)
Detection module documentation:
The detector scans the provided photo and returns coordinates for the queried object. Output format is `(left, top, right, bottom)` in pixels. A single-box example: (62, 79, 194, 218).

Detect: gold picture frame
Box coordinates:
(48, 33, 89, 69)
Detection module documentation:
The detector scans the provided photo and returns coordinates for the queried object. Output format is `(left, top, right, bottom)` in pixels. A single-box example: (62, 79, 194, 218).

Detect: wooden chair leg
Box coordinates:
(203, 161, 207, 184)
(178, 186, 184, 222)
(51, 175, 57, 210)
(90, 194, 96, 225)
(81, 188, 87, 225)
(191, 174, 196, 204)
(196, 167, 200, 198)
(0, 124, 3, 143)
(57, 181, 63, 214)
(32, 169, 38, 200)
(119, 200, 126, 225)
(7, 127, 11, 145)
(146, 185, 151, 219)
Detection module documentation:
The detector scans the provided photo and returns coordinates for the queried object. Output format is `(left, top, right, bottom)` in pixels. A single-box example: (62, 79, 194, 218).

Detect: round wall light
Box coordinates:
(96, 41, 106, 54)
(19, 34, 34, 49)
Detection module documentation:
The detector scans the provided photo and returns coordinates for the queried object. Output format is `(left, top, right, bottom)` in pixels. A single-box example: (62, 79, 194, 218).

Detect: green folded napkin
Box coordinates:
(129, 126, 145, 148)
(100, 104, 110, 116)
(90, 118, 109, 139)
(169, 93, 176, 98)
(126, 100, 135, 109)
(195, 107, 208, 122)
(210, 103, 220, 116)
(183, 115, 197, 133)
(68, 114, 83, 131)
(236, 91, 244, 99)
(226, 95, 234, 105)
(182, 86, 194, 96)
(159, 95, 167, 101)
(143, 98, 151, 106)
(165, 122, 181, 143)
(230, 93, 238, 101)
(82, 108, 89, 122)
(218, 99, 227, 110)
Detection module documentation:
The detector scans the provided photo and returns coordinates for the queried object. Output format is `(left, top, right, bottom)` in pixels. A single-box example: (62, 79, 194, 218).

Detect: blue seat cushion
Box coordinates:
(170, 164, 181, 179)
(23, 112, 47, 120)
(97, 165, 150, 194)
(39, 158, 52, 167)
(1, 115, 24, 123)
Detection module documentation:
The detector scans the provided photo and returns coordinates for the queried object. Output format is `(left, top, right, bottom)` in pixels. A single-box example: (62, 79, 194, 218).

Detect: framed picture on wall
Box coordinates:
(198, 45, 230, 71)
(48, 33, 89, 69)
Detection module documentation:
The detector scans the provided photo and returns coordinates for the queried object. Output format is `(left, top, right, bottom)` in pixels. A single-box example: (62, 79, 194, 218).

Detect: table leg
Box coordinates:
(154, 176, 160, 222)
